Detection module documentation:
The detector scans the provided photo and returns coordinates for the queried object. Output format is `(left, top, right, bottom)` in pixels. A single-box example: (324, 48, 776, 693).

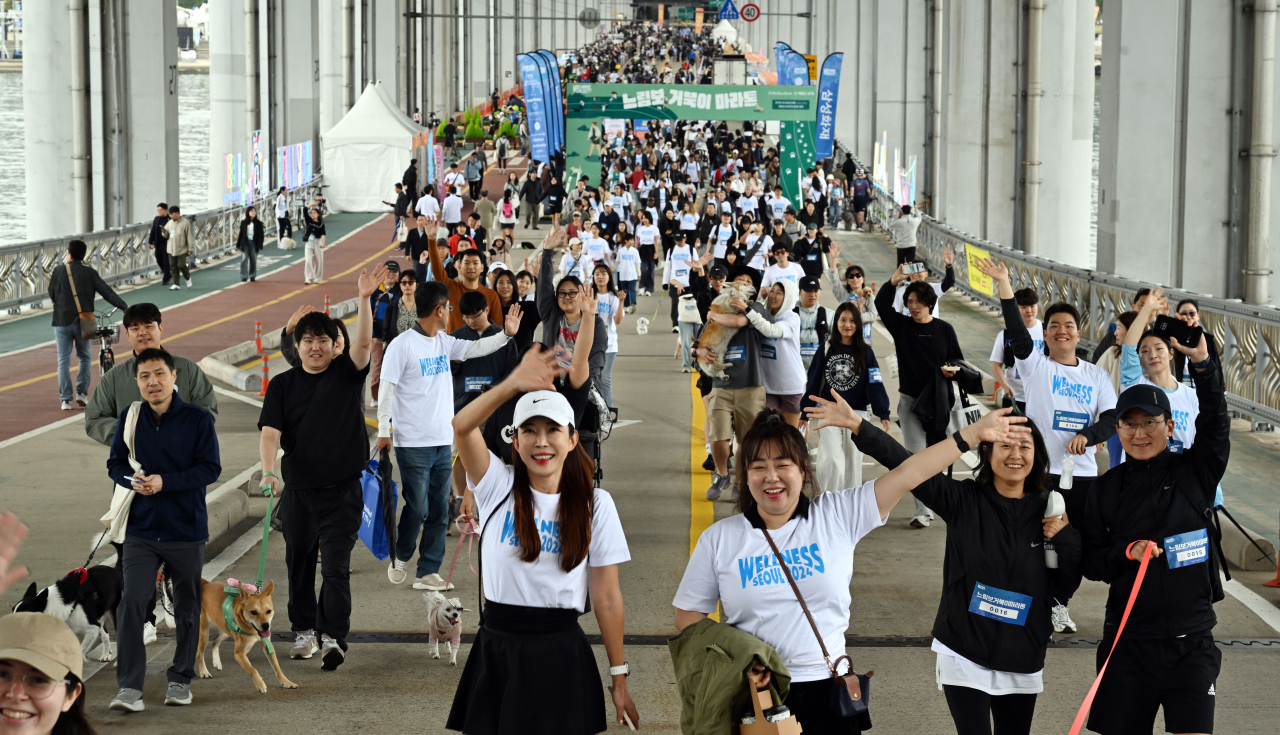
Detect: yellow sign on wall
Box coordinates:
(804, 55, 817, 81)
(965, 244, 994, 296)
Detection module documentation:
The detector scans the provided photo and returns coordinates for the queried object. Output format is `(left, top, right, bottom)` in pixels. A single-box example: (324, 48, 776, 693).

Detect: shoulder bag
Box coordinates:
(99, 401, 144, 543)
(65, 263, 98, 339)
(760, 527, 874, 723)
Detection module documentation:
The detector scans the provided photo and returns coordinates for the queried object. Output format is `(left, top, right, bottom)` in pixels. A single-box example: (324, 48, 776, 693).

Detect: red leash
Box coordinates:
(444, 515, 480, 590)
(1068, 541, 1156, 735)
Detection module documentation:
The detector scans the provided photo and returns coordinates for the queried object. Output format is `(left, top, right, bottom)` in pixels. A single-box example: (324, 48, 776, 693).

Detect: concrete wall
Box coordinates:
(209, 0, 248, 209)
(318, 0, 345, 136)
(873, 0, 928, 206)
(23, 0, 75, 241)
(123, 1, 180, 219)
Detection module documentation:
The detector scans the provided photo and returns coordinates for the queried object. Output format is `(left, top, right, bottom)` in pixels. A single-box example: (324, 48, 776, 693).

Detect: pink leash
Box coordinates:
(444, 515, 480, 590)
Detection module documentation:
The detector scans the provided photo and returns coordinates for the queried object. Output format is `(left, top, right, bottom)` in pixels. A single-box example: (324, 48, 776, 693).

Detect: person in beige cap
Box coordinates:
(0, 612, 96, 735)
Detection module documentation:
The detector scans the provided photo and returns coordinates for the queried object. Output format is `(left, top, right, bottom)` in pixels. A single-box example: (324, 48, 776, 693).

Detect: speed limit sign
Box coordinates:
(741, 3, 760, 21)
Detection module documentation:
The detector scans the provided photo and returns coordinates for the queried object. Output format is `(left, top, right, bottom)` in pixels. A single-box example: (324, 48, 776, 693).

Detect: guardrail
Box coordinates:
(0, 178, 326, 315)
(837, 143, 1280, 428)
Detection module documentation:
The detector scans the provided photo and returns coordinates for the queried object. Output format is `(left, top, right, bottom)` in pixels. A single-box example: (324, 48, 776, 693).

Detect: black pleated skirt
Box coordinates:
(446, 601, 607, 735)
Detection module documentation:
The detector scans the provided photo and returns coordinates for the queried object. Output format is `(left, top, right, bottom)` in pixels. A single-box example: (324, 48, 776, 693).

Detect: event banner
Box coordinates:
(532, 52, 559, 156)
(518, 53, 551, 163)
(536, 49, 564, 152)
(815, 53, 843, 160)
(564, 83, 818, 121)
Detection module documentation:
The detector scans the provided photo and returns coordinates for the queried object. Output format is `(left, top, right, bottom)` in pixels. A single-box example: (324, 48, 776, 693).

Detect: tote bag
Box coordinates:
(677, 294, 703, 324)
(99, 402, 144, 544)
(359, 457, 397, 560)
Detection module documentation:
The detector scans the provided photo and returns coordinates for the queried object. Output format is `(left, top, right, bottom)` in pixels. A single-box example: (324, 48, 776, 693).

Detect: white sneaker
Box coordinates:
(60, 401, 75, 411)
(1051, 604, 1077, 634)
(169, 284, 180, 291)
(75, 393, 88, 407)
(387, 559, 408, 585)
(370, 399, 379, 408)
(290, 629, 319, 659)
(910, 514, 931, 528)
(142, 621, 157, 645)
(320, 634, 345, 671)
(412, 573, 455, 591)
(185, 279, 192, 288)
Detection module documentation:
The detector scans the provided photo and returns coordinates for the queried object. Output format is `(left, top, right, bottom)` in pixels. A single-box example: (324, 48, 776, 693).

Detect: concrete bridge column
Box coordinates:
(209, 1, 248, 208)
(872, 0, 928, 203)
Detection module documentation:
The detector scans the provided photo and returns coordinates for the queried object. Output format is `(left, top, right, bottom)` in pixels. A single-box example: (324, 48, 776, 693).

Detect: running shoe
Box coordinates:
(320, 635, 347, 671)
(163, 682, 192, 706)
(110, 688, 144, 712)
(910, 515, 931, 528)
(387, 559, 408, 585)
(706, 473, 730, 500)
(290, 629, 319, 659)
(413, 573, 456, 591)
(1051, 604, 1077, 634)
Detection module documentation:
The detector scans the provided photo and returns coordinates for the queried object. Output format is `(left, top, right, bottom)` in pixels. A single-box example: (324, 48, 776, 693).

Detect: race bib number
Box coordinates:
(1164, 528, 1209, 569)
(863, 323, 873, 341)
(968, 583, 1032, 626)
(464, 376, 493, 393)
(761, 343, 777, 360)
(1052, 410, 1090, 433)
(725, 346, 745, 362)
(807, 253, 818, 261)
(1169, 440, 1185, 453)
(868, 367, 883, 384)
(674, 266, 689, 279)
(801, 343, 818, 357)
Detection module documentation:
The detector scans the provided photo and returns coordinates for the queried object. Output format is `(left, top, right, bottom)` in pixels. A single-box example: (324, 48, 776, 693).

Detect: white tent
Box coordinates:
(710, 19, 739, 46)
(321, 82, 426, 212)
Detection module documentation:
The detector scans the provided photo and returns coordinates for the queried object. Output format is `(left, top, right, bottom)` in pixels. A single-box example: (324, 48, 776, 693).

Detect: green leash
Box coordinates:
(221, 475, 277, 656)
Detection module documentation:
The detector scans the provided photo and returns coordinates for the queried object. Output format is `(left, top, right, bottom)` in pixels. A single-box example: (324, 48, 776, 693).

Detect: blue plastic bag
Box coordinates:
(359, 459, 397, 560)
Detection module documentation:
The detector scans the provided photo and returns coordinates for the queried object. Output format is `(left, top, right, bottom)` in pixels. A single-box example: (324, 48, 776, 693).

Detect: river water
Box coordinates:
(0, 70, 209, 246)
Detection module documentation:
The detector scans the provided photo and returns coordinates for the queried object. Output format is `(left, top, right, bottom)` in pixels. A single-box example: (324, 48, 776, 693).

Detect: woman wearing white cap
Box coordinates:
(447, 348, 638, 734)
(0, 612, 96, 734)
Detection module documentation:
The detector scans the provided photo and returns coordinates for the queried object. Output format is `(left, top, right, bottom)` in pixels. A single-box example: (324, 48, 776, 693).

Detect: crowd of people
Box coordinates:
(7, 20, 1237, 735)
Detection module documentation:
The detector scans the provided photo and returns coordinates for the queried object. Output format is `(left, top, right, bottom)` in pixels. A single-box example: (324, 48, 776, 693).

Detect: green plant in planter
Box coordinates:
(464, 109, 485, 141)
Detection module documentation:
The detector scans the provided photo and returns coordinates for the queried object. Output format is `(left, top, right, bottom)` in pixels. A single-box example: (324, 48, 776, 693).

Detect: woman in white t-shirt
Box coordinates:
(673, 406, 1032, 735)
(614, 233, 641, 312)
(558, 238, 594, 282)
(1120, 288, 1204, 456)
(591, 264, 625, 409)
(450, 349, 638, 734)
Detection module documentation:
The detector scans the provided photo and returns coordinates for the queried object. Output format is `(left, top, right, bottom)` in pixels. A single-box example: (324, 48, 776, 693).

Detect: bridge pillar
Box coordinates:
(871, 0, 929, 190)
(209, 1, 248, 209)
(23, 0, 75, 240)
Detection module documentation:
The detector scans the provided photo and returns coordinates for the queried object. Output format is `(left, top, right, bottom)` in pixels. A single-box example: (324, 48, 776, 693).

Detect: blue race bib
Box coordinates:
(725, 346, 745, 362)
(464, 376, 493, 393)
(1052, 410, 1090, 432)
(1169, 440, 1185, 453)
(801, 343, 818, 357)
(968, 583, 1032, 626)
(869, 367, 883, 383)
(863, 323, 873, 341)
(1164, 528, 1210, 569)
(761, 343, 777, 360)
(807, 253, 818, 261)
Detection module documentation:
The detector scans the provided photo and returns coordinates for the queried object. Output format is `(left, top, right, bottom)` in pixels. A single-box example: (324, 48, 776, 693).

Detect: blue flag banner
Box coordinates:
(519, 54, 550, 163)
(530, 52, 557, 155)
(786, 51, 810, 87)
(816, 53, 843, 160)
(537, 50, 565, 152)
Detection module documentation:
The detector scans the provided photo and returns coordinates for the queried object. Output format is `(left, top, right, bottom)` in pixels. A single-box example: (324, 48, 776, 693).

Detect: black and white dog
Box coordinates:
(12, 540, 124, 662)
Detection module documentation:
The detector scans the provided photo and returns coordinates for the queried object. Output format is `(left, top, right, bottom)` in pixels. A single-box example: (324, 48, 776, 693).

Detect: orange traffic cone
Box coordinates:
(256, 353, 271, 397)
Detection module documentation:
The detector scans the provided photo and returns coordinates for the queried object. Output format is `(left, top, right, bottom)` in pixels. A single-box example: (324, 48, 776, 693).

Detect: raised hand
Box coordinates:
(965, 407, 1032, 446)
(503, 303, 523, 336)
(1172, 331, 1211, 365)
(581, 283, 600, 316)
(286, 305, 314, 335)
(975, 257, 1009, 283)
(943, 245, 954, 266)
(804, 391, 864, 433)
(511, 345, 568, 392)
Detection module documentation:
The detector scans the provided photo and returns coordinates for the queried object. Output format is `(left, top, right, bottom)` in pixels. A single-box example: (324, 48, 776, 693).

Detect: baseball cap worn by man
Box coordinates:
(504, 390, 576, 443)
(799, 276, 821, 292)
(0, 612, 84, 681)
(383, 260, 401, 272)
(1115, 384, 1172, 420)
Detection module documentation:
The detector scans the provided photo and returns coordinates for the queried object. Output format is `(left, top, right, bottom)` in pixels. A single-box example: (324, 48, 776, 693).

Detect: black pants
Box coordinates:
(468, 179, 483, 200)
(116, 538, 205, 690)
(942, 684, 1037, 735)
(154, 244, 171, 284)
(281, 480, 363, 642)
(897, 246, 917, 265)
(670, 286, 682, 328)
(278, 216, 292, 240)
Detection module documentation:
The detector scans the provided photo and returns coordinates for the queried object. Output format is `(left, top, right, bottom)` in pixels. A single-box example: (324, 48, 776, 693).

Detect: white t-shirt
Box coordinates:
(667, 244, 694, 288)
(442, 195, 464, 223)
(673, 482, 887, 682)
(680, 212, 698, 230)
(761, 263, 807, 291)
(558, 252, 592, 280)
(893, 281, 947, 319)
(616, 246, 640, 281)
(768, 196, 792, 221)
(380, 330, 471, 447)
(472, 451, 630, 612)
(759, 310, 806, 395)
(744, 234, 771, 271)
(988, 322, 1045, 403)
(635, 224, 659, 249)
(739, 194, 759, 217)
(415, 196, 441, 220)
(585, 237, 609, 265)
(712, 224, 736, 258)
(932, 640, 1043, 695)
(275, 194, 288, 218)
(1015, 349, 1118, 476)
(596, 293, 621, 353)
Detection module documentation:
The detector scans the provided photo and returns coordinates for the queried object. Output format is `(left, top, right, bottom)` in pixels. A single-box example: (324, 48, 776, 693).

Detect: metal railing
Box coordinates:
(838, 143, 1280, 428)
(0, 178, 326, 315)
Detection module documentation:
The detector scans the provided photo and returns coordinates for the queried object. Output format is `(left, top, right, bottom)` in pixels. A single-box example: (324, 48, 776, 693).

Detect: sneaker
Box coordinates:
(60, 401, 75, 411)
(910, 515, 931, 528)
(185, 279, 192, 288)
(75, 393, 88, 407)
(290, 629, 319, 659)
(681, 367, 691, 373)
(706, 473, 730, 501)
(109, 688, 145, 712)
(671, 326, 679, 333)
(169, 284, 180, 291)
(240, 277, 248, 283)
(142, 621, 157, 645)
(370, 399, 378, 408)
(320, 635, 346, 671)
(387, 559, 408, 585)
(702, 453, 716, 472)
(163, 682, 192, 706)
(1051, 604, 1077, 634)
(412, 573, 455, 591)
(250, 277, 256, 282)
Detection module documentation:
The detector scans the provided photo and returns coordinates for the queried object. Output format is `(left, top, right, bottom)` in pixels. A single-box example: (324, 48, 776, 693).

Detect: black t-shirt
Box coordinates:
(258, 354, 371, 490)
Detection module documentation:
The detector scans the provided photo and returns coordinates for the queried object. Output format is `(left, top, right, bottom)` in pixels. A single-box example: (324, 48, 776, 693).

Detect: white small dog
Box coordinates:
(278, 236, 297, 251)
(636, 317, 650, 335)
(423, 591, 468, 665)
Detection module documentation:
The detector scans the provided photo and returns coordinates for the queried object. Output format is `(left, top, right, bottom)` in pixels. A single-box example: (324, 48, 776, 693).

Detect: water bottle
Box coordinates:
(1059, 454, 1075, 490)
(1044, 490, 1066, 568)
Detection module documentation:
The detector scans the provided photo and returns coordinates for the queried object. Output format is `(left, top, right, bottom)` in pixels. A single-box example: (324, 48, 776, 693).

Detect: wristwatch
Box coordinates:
(952, 431, 971, 453)
(609, 663, 630, 677)
(1190, 357, 1212, 370)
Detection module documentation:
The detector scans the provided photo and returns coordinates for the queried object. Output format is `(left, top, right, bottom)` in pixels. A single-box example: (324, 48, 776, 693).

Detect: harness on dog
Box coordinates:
(220, 478, 279, 655)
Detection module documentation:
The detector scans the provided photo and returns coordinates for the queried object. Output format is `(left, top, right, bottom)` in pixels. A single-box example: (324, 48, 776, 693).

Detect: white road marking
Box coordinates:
(0, 415, 84, 451)
(1223, 576, 1280, 636)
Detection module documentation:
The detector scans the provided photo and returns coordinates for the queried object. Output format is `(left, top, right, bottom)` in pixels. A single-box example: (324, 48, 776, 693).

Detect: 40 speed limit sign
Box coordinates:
(741, 3, 760, 21)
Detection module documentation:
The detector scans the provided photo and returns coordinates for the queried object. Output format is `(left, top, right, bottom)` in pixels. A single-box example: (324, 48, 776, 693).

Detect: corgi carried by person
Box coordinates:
(195, 579, 297, 694)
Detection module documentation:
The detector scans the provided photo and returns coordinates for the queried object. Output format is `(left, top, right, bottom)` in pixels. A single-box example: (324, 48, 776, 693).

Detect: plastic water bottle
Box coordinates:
(1044, 490, 1066, 569)
(1059, 454, 1075, 490)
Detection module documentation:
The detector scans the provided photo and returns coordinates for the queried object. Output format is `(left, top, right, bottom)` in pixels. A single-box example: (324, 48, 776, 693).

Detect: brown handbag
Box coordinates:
(65, 263, 98, 339)
(760, 527, 873, 717)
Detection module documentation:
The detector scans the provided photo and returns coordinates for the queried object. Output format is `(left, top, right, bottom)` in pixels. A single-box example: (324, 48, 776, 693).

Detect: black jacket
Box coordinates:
(404, 228, 432, 263)
(47, 260, 128, 328)
(792, 236, 826, 279)
(450, 323, 518, 411)
(1079, 360, 1230, 639)
(148, 215, 169, 247)
(874, 281, 963, 398)
(853, 421, 1083, 674)
(236, 217, 266, 252)
(403, 165, 418, 196)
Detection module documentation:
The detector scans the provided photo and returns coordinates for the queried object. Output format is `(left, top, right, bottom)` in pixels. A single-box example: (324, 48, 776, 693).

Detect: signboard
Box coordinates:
(965, 244, 994, 296)
(815, 53, 843, 160)
(603, 119, 626, 140)
(718, 0, 739, 20)
(803, 55, 818, 82)
(224, 153, 247, 205)
(741, 3, 760, 21)
(276, 141, 313, 190)
(518, 53, 550, 163)
(250, 130, 265, 203)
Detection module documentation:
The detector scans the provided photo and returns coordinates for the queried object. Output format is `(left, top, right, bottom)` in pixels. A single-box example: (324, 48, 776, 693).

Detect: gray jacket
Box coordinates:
(47, 261, 128, 328)
(84, 352, 218, 445)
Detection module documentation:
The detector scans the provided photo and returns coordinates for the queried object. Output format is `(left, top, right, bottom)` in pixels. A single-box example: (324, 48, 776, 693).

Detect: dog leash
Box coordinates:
(218, 478, 279, 656)
(1068, 541, 1155, 735)
(444, 515, 480, 591)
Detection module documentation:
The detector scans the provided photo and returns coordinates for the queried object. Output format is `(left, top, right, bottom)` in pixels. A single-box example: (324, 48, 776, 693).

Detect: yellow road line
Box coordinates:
(0, 236, 397, 395)
(688, 373, 718, 621)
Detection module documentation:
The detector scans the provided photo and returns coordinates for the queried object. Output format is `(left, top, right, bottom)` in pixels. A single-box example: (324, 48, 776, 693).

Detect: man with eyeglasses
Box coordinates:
(1078, 329, 1227, 735)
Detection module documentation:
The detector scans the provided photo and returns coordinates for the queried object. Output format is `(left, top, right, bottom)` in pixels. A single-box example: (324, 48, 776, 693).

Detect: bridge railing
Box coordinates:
(838, 143, 1280, 428)
(0, 178, 326, 315)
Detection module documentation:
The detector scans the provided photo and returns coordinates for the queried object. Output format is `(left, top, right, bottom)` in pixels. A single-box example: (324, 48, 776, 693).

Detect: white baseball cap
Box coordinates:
(488, 261, 508, 273)
(504, 390, 576, 443)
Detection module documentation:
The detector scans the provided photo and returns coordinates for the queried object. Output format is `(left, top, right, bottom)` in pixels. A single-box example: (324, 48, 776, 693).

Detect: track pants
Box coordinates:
(281, 481, 362, 642)
(117, 538, 205, 690)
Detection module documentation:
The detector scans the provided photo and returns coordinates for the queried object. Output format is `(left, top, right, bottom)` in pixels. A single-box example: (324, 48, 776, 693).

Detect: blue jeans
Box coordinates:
(55, 324, 90, 402)
(679, 322, 696, 370)
(601, 351, 617, 407)
(620, 280, 638, 309)
(394, 445, 453, 578)
(828, 200, 842, 227)
(240, 246, 257, 279)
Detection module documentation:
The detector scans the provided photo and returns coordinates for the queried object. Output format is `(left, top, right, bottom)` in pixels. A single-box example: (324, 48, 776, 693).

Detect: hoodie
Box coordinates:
(745, 279, 805, 395)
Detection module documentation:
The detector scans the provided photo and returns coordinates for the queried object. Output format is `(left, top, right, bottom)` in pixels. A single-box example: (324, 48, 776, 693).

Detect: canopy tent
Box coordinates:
(321, 81, 426, 212)
(710, 19, 738, 45)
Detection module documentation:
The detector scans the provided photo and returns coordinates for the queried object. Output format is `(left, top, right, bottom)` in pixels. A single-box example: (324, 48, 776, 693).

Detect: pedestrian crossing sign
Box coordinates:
(719, 0, 740, 20)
